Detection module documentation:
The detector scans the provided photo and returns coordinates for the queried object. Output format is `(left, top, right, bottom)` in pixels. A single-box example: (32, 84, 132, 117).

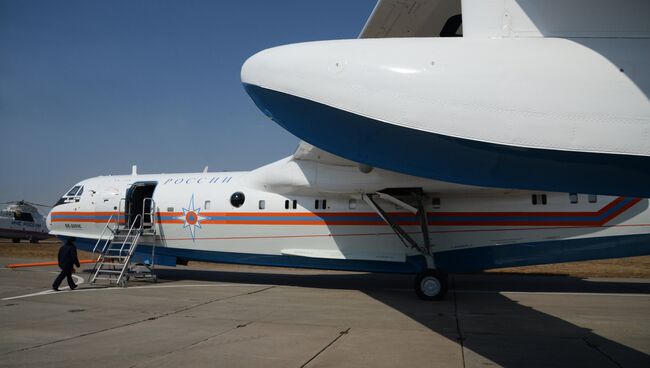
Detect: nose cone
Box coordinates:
(240, 48, 268, 89)
(46, 210, 52, 232)
(241, 42, 318, 97)
(241, 40, 358, 102)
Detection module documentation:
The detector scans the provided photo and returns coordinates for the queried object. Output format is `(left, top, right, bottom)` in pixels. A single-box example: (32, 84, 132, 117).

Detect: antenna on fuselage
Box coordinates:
(131, 165, 137, 176)
(203, 166, 209, 173)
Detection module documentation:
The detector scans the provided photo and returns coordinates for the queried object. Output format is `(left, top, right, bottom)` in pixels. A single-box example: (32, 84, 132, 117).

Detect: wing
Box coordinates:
(291, 1, 463, 166)
(359, 0, 461, 38)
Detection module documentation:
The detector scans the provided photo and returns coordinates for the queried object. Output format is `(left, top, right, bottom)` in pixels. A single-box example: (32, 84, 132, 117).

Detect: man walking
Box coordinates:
(52, 237, 81, 291)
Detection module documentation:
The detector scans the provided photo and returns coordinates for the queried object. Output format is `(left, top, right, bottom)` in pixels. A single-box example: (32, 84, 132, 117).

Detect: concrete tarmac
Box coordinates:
(0, 258, 649, 368)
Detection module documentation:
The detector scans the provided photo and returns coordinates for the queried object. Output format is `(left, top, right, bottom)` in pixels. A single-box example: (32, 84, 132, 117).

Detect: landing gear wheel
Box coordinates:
(414, 270, 448, 301)
(12, 238, 20, 243)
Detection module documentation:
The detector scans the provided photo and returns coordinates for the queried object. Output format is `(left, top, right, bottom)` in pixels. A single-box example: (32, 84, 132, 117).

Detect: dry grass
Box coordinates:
(2, 239, 649, 278)
(487, 256, 650, 278)
(0, 239, 94, 260)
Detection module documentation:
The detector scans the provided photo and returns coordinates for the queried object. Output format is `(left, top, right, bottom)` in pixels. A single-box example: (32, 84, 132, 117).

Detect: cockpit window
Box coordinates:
(55, 185, 84, 206)
(14, 212, 34, 222)
(66, 186, 81, 196)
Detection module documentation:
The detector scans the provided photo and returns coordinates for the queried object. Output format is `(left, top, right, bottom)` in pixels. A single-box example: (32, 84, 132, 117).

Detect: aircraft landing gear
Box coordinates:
(414, 270, 448, 301)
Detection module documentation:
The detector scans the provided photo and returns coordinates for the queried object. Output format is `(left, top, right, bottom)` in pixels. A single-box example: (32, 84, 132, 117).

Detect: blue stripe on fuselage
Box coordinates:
(63, 232, 650, 274)
(243, 84, 650, 197)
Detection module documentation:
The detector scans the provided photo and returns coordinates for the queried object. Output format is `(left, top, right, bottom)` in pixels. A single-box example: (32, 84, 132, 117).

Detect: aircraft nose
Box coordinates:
(241, 43, 310, 120)
(46, 210, 52, 232)
(241, 40, 354, 122)
(241, 43, 309, 96)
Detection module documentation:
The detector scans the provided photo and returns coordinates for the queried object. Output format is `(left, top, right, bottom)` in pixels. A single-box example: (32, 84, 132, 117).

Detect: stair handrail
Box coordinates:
(117, 198, 127, 230)
(92, 214, 116, 254)
(142, 197, 156, 233)
(119, 214, 142, 254)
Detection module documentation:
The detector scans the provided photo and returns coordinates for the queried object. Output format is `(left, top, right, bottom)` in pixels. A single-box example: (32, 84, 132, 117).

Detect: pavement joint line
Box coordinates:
(127, 321, 255, 368)
(583, 338, 624, 368)
(0, 285, 276, 356)
(451, 275, 467, 368)
(301, 327, 351, 368)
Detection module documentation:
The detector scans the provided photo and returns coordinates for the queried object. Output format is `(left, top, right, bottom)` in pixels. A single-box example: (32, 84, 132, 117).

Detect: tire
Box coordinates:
(11, 238, 20, 243)
(414, 270, 448, 301)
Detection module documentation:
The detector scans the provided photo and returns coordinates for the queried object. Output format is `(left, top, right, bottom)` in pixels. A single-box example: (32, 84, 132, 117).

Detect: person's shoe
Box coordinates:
(70, 285, 77, 290)
(52, 287, 59, 291)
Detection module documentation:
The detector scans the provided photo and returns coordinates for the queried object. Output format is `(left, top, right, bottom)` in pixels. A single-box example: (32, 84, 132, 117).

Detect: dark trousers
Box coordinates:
(52, 267, 76, 289)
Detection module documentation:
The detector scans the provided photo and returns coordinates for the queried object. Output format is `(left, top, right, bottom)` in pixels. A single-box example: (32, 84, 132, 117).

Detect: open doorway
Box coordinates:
(125, 182, 157, 229)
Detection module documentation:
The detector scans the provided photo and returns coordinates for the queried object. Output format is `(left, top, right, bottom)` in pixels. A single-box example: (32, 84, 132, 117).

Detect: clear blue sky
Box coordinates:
(0, 0, 376, 209)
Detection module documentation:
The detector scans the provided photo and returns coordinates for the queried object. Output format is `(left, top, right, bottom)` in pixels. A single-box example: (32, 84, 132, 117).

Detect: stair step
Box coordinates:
(96, 269, 124, 274)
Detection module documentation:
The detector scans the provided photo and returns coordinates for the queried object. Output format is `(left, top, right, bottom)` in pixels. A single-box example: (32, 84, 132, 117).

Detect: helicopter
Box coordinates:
(0, 200, 50, 243)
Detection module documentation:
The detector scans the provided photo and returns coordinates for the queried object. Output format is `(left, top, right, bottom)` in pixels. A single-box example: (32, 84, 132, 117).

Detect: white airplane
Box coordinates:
(47, 0, 650, 300)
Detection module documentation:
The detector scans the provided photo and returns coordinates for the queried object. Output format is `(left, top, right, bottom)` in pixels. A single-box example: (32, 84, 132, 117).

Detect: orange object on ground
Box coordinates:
(6, 259, 96, 269)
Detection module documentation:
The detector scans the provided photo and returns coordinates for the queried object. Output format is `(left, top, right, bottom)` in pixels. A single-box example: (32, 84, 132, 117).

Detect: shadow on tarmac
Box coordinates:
(139, 268, 650, 367)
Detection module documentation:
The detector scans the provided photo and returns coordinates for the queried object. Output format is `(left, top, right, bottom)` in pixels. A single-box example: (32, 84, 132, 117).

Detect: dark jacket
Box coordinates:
(58, 242, 81, 269)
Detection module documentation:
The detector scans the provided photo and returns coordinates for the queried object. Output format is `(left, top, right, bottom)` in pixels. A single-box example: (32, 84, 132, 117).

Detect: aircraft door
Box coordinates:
(124, 182, 157, 230)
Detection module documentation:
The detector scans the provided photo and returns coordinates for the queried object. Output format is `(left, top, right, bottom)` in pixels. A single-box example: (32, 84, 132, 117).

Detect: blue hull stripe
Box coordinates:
(243, 84, 650, 198)
(64, 233, 650, 274)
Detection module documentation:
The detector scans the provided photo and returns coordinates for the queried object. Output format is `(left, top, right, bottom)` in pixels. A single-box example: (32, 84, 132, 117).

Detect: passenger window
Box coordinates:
(541, 194, 547, 205)
(349, 199, 357, 209)
(204, 201, 211, 210)
(322, 199, 327, 209)
(588, 195, 597, 203)
(532, 194, 538, 205)
(284, 200, 289, 210)
(259, 200, 266, 210)
(569, 193, 578, 204)
(292, 200, 297, 209)
(432, 198, 441, 209)
(315, 200, 319, 209)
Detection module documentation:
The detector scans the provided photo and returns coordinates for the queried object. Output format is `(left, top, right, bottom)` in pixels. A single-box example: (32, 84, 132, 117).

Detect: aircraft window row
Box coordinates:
(568, 194, 598, 204)
(284, 199, 298, 210)
(230, 192, 245, 208)
(531, 194, 547, 205)
(314, 199, 328, 210)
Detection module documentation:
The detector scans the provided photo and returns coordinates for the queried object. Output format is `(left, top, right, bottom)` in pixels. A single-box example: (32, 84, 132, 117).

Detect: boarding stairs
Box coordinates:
(89, 198, 157, 287)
